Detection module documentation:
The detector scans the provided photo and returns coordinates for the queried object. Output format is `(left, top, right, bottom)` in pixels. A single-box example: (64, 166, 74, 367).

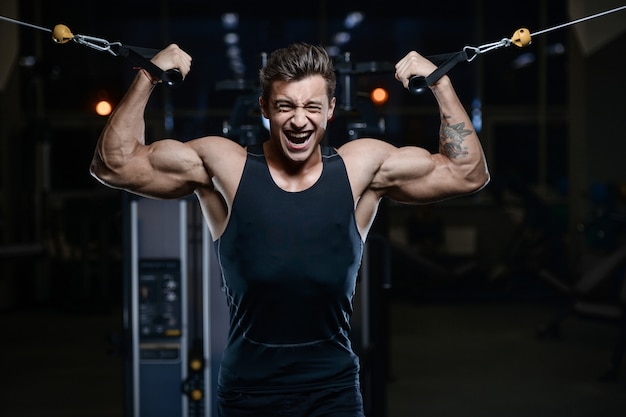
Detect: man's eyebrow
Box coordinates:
(273, 98, 323, 106)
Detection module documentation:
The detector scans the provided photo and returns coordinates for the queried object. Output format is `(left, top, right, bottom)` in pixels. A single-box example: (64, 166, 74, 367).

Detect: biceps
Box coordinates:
(130, 141, 208, 196)
(375, 147, 435, 188)
(148, 140, 198, 170)
(375, 148, 454, 203)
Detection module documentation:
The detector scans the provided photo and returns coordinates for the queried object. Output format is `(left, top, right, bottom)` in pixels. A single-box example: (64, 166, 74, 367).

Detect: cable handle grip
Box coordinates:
(162, 69, 183, 86)
(113, 44, 184, 87)
(408, 75, 428, 95)
(406, 52, 452, 95)
(406, 50, 469, 95)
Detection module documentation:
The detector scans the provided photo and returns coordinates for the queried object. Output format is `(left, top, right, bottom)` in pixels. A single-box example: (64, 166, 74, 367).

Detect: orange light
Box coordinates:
(191, 389, 203, 401)
(370, 87, 389, 106)
(95, 100, 113, 116)
(190, 358, 203, 371)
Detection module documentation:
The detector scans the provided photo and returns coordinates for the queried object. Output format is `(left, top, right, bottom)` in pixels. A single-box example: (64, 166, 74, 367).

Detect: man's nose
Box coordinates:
(290, 107, 307, 126)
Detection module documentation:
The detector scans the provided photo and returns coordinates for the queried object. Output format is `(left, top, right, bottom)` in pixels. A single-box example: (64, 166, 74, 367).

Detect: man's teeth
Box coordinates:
(288, 132, 310, 143)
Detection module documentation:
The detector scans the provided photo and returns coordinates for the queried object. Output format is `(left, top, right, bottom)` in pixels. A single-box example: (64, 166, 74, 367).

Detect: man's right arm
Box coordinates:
(89, 44, 211, 199)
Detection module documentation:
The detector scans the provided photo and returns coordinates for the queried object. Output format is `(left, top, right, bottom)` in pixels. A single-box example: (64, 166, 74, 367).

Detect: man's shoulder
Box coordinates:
(190, 135, 248, 158)
(336, 137, 391, 165)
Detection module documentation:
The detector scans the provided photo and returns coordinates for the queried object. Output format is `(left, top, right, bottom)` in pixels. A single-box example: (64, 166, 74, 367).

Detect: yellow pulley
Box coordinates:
(52, 24, 73, 44)
(511, 28, 532, 48)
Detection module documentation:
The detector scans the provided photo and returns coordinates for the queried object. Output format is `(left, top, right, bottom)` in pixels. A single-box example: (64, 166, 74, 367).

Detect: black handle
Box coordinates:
(407, 50, 469, 95)
(114, 45, 184, 87)
(161, 68, 183, 87)
(408, 75, 428, 95)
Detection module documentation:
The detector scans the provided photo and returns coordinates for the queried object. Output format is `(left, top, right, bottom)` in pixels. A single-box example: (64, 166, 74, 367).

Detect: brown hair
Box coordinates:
(259, 42, 336, 102)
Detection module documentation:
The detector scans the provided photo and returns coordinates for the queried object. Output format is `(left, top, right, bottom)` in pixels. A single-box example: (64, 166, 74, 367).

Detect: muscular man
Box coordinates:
(91, 42, 489, 417)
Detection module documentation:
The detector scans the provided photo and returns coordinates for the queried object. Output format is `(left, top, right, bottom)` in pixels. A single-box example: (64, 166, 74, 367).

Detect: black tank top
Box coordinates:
(214, 143, 364, 393)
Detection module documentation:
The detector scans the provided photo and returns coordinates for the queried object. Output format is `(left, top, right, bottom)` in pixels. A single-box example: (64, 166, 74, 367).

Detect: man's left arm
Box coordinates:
(430, 75, 490, 192)
(376, 51, 490, 203)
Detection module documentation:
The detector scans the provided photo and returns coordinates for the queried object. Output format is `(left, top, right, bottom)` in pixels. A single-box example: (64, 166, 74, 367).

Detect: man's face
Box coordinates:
(260, 75, 336, 163)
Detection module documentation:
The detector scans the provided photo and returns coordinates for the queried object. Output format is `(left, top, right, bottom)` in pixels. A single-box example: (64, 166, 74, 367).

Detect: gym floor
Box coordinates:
(1, 293, 625, 417)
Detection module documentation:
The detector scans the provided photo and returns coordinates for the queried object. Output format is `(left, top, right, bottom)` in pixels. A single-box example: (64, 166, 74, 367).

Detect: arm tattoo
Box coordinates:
(439, 115, 474, 158)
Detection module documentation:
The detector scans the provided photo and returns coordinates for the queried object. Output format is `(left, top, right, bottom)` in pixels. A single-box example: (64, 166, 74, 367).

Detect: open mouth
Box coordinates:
(285, 131, 313, 147)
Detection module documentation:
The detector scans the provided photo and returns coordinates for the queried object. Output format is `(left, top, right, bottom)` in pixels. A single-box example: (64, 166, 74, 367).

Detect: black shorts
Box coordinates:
(217, 385, 365, 417)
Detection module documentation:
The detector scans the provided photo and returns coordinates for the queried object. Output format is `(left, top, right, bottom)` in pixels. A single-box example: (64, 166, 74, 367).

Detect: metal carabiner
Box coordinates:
(72, 34, 121, 56)
(478, 38, 513, 55)
(463, 38, 513, 62)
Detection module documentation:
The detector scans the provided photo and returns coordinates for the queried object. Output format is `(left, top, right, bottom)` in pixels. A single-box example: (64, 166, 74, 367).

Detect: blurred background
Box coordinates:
(1, 0, 626, 416)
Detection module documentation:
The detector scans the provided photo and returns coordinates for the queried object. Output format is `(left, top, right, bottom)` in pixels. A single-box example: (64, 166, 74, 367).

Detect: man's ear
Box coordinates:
(259, 96, 269, 119)
(328, 97, 336, 121)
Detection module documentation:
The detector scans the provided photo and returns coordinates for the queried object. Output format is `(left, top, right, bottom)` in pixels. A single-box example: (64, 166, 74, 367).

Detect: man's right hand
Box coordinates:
(151, 44, 193, 81)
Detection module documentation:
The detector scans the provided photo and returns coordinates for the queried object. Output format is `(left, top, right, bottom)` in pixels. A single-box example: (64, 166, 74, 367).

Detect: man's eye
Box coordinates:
(275, 103, 322, 113)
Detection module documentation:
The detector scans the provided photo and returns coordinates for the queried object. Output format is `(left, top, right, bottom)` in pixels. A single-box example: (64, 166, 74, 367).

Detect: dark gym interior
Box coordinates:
(1, 0, 626, 416)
